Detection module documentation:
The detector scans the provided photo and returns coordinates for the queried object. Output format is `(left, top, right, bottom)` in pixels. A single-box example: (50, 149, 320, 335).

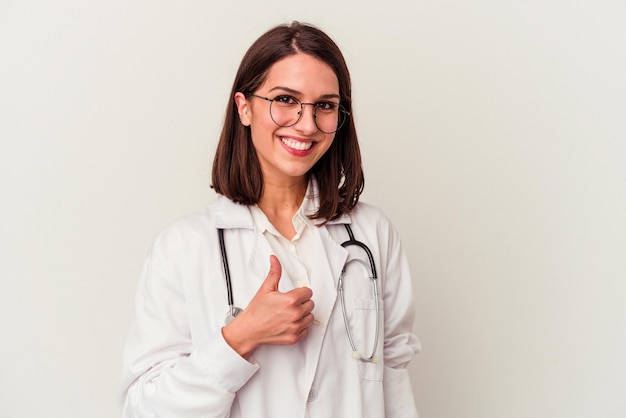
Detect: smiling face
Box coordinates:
(235, 53, 339, 187)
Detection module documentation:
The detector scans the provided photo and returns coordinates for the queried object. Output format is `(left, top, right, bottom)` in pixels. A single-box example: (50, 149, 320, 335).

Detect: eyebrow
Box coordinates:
(268, 86, 340, 101)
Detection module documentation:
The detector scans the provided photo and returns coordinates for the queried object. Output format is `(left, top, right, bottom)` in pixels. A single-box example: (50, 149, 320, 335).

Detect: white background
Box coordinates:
(1, 1, 625, 417)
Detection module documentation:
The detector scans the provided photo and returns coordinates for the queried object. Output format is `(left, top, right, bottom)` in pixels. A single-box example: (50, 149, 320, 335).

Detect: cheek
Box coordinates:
(249, 119, 277, 145)
(319, 135, 336, 154)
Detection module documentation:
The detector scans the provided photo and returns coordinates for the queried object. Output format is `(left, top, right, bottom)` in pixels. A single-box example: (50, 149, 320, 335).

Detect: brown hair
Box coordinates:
(211, 21, 364, 222)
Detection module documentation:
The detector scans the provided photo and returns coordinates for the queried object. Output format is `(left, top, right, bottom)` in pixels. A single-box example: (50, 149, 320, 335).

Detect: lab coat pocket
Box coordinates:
(353, 298, 384, 381)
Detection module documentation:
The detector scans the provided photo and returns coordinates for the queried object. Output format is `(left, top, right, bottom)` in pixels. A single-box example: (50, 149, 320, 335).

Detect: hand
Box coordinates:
(222, 255, 315, 358)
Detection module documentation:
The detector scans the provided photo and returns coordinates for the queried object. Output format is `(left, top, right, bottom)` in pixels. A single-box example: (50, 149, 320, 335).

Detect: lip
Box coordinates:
(278, 135, 316, 156)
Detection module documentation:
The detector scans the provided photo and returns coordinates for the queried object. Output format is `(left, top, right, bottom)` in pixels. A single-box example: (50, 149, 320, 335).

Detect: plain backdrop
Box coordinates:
(1, 1, 625, 417)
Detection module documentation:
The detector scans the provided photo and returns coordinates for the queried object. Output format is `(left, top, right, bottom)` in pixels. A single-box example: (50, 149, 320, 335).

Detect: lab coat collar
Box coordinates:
(210, 177, 353, 230)
(210, 195, 254, 230)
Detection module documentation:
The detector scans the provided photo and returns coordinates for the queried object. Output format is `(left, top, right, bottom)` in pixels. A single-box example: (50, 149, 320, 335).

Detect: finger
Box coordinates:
(290, 317, 313, 340)
(300, 312, 315, 327)
(298, 326, 310, 340)
(262, 255, 282, 292)
(300, 299, 315, 316)
(287, 286, 313, 303)
(294, 314, 315, 338)
(286, 327, 310, 345)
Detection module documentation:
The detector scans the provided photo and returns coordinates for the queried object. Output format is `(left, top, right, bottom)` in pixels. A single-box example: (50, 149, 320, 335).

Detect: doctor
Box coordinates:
(120, 22, 420, 418)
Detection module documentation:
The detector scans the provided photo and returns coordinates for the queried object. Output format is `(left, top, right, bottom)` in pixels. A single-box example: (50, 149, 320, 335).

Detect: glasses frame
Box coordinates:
(246, 93, 350, 134)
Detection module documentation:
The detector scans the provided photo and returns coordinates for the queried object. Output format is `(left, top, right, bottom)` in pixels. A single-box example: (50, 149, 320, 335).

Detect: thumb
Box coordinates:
(262, 255, 282, 292)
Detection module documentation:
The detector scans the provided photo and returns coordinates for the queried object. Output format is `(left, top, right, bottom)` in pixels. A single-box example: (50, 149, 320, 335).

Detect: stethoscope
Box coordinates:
(217, 224, 380, 363)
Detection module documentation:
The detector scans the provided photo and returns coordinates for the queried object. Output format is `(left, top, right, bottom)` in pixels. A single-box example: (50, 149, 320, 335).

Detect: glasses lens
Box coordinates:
(315, 104, 343, 134)
(269, 99, 300, 128)
(270, 99, 347, 134)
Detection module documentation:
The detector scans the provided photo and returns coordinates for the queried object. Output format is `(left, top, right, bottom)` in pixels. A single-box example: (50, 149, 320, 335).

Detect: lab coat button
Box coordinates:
(307, 389, 318, 402)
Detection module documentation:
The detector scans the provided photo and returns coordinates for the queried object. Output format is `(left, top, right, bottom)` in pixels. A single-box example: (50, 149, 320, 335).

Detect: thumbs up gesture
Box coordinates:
(222, 255, 316, 358)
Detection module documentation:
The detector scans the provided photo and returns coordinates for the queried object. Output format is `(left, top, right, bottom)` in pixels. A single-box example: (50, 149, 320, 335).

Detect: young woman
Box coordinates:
(120, 22, 420, 418)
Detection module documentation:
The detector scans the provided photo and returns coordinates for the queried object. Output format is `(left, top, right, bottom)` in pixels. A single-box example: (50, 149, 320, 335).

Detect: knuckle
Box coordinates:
(285, 294, 299, 305)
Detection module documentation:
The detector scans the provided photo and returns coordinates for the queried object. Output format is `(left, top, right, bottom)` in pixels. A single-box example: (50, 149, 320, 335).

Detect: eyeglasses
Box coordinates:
(246, 93, 350, 134)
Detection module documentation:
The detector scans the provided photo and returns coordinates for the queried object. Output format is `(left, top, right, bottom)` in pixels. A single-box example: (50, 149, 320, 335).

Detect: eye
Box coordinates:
(273, 95, 299, 105)
(315, 101, 339, 112)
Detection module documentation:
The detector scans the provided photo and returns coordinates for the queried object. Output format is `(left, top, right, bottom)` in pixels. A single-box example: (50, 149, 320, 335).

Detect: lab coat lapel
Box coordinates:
(212, 196, 282, 294)
(312, 224, 349, 303)
(303, 222, 348, 386)
(214, 197, 297, 291)
(304, 180, 351, 333)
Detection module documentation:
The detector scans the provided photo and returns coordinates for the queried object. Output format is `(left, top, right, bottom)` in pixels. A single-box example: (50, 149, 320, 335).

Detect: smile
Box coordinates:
(280, 136, 313, 151)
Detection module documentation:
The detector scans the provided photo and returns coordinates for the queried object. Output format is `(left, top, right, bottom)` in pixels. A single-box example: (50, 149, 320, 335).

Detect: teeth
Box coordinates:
(281, 137, 313, 151)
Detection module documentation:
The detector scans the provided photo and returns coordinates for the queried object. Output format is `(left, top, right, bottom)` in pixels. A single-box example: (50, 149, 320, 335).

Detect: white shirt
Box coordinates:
(249, 185, 317, 289)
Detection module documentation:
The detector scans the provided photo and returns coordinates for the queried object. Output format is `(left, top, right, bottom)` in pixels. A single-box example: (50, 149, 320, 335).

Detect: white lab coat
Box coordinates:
(120, 194, 420, 418)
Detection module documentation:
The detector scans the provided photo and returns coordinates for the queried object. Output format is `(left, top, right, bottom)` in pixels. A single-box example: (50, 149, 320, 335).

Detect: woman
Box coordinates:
(120, 22, 420, 418)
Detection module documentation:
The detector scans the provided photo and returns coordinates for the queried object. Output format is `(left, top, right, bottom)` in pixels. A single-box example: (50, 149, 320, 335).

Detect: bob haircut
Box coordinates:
(211, 21, 364, 222)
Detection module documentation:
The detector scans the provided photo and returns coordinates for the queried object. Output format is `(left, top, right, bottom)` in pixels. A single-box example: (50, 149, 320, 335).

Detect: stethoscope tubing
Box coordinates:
(340, 224, 377, 280)
(339, 224, 380, 362)
(218, 228, 241, 321)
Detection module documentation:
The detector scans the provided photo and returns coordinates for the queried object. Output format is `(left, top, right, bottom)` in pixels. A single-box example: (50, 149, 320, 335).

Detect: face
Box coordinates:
(235, 53, 340, 186)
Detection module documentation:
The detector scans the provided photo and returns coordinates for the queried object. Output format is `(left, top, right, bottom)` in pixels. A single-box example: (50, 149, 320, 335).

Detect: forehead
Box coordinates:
(260, 53, 339, 96)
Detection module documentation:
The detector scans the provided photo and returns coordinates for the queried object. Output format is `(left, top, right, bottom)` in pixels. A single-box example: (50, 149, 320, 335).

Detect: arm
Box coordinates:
(381, 223, 421, 418)
(120, 244, 314, 417)
(119, 255, 258, 418)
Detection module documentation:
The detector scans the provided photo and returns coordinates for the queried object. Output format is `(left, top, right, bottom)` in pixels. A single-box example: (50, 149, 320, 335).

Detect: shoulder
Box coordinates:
(348, 201, 393, 229)
(148, 195, 252, 258)
(327, 201, 400, 249)
(148, 207, 216, 258)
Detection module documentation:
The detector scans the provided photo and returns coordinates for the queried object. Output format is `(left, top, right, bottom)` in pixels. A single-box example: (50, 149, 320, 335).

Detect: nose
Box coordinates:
(294, 103, 319, 134)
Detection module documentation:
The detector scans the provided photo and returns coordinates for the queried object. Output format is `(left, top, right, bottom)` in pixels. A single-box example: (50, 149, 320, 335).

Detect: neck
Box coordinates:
(258, 176, 308, 218)
(257, 176, 307, 240)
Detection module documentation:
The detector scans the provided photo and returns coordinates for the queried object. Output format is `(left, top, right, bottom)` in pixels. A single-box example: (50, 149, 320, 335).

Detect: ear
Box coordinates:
(234, 92, 251, 126)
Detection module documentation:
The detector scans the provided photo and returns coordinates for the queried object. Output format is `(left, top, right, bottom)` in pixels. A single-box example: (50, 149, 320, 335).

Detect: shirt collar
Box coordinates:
(251, 179, 318, 239)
